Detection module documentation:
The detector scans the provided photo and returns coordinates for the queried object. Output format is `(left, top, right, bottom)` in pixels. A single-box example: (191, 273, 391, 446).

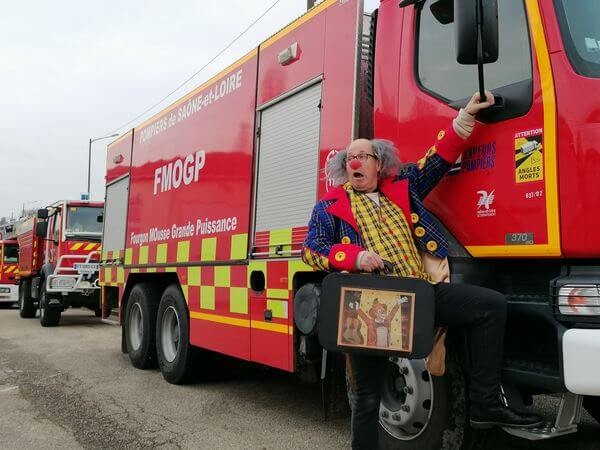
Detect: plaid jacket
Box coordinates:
(302, 126, 464, 272)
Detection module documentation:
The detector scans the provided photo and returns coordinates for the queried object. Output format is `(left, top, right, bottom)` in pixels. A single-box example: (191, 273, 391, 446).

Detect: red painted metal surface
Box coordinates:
(539, 2, 600, 257)
(16, 217, 42, 277)
(106, 131, 133, 184)
(126, 53, 258, 266)
(375, 2, 553, 255)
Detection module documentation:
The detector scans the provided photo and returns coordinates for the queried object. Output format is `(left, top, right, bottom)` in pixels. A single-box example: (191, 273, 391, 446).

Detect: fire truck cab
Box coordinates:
(17, 200, 104, 326)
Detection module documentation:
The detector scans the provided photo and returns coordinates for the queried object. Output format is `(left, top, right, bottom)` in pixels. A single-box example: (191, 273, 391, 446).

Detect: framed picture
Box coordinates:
(336, 286, 416, 353)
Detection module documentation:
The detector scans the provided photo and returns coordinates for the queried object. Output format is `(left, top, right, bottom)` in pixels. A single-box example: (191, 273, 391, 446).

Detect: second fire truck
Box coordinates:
(17, 200, 104, 326)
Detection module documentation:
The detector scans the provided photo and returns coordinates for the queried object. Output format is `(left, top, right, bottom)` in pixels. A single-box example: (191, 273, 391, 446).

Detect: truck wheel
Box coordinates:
(125, 283, 159, 369)
(19, 279, 36, 318)
(39, 283, 61, 327)
(583, 396, 600, 425)
(156, 284, 195, 384)
(377, 351, 482, 450)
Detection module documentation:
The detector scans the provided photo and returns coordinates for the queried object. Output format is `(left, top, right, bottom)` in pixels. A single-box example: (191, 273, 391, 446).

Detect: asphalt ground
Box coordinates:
(0, 306, 598, 450)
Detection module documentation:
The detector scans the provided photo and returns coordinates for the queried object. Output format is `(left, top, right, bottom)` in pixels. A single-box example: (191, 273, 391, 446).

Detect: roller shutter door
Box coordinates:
(254, 83, 322, 236)
(102, 176, 129, 256)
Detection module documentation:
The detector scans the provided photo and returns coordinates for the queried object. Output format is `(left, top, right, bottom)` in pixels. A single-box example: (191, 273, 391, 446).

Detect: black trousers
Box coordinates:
(348, 283, 507, 450)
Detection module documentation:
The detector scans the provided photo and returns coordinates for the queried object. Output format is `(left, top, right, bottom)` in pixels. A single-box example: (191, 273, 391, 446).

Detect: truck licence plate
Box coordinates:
(73, 263, 99, 273)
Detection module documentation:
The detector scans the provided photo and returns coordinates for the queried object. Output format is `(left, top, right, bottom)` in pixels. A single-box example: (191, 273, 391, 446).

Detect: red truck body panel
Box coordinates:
(102, 0, 362, 372)
(16, 217, 43, 277)
(106, 131, 134, 185)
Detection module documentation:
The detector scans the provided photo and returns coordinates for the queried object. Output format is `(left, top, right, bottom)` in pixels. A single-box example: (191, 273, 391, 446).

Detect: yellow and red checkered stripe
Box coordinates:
(117, 232, 249, 269)
(101, 259, 311, 323)
(99, 228, 316, 371)
(68, 242, 102, 252)
(254, 226, 308, 257)
(1, 265, 19, 275)
(0, 264, 19, 283)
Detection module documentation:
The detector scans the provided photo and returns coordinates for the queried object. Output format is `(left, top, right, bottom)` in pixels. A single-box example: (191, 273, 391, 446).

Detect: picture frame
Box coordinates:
(336, 286, 416, 352)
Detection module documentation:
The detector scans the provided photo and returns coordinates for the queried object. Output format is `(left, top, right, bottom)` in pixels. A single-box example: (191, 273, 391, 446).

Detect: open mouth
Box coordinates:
(353, 172, 364, 179)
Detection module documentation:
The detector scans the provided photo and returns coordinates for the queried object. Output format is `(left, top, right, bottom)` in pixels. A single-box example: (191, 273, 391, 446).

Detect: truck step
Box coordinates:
(502, 392, 582, 440)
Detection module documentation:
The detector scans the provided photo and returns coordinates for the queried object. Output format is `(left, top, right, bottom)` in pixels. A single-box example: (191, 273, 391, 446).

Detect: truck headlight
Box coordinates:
(50, 278, 76, 289)
(558, 285, 600, 316)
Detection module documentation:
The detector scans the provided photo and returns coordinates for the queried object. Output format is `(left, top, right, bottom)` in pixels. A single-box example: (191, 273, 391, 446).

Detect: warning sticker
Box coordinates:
(515, 130, 543, 183)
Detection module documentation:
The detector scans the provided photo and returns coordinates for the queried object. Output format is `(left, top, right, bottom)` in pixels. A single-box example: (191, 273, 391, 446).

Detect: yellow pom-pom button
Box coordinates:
(341, 236, 351, 244)
(415, 226, 426, 237)
(437, 130, 445, 140)
(427, 240, 438, 252)
(335, 251, 346, 262)
(411, 213, 419, 224)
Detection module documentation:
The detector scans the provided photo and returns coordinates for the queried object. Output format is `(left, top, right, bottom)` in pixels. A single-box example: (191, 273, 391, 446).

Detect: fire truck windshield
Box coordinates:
(555, 0, 600, 78)
(2, 244, 18, 263)
(65, 207, 103, 239)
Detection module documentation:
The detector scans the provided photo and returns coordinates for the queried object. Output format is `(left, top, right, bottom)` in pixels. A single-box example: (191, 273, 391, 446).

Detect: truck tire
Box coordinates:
(583, 396, 600, 425)
(19, 279, 36, 318)
(39, 283, 61, 327)
(375, 350, 483, 450)
(125, 283, 159, 369)
(156, 284, 195, 384)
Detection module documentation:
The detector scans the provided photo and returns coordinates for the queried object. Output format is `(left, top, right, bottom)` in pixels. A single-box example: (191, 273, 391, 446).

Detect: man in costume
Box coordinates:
(302, 92, 543, 449)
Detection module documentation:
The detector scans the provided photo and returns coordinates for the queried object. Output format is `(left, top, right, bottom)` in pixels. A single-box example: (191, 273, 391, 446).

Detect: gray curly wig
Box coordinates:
(326, 139, 402, 186)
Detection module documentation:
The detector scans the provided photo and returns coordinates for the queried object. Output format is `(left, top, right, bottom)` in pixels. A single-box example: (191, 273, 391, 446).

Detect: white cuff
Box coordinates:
(452, 108, 475, 139)
(355, 251, 367, 270)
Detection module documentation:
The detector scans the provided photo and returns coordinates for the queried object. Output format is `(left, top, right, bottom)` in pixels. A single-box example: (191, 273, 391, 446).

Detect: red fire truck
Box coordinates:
(0, 223, 19, 306)
(17, 200, 104, 326)
(100, 0, 600, 447)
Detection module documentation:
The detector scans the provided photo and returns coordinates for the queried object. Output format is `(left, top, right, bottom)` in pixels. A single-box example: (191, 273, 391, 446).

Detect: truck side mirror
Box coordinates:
(35, 221, 48, 237)
(455, 0, 498, 64)
(97, 214, 104, 223)
(430, 0, 453, 25)
(37, 209, 48, 220)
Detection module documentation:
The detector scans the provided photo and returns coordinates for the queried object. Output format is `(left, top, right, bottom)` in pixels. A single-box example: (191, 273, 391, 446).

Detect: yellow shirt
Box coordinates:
(346, 183, 430, 281)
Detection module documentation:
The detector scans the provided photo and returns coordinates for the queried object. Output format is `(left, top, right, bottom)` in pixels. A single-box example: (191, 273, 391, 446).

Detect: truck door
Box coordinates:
(103, 177, 129, 261)
(47, 206, 62, 266)
(382, 0, 559, 257)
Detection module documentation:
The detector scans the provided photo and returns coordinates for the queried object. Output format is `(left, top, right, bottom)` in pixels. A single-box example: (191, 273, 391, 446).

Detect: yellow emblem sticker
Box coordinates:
(334, 251, 346, 262)
(341, 236, 351, 244)
(514, 129, 543, 183)
(437, 130, 445, 140)
(427, 240, 438, 252)
(411, 213, 419, 224)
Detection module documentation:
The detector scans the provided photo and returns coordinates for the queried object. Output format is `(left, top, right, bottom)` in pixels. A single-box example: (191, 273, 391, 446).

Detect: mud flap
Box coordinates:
(121, 307, 128, 354)
(321, 349, 351, 420)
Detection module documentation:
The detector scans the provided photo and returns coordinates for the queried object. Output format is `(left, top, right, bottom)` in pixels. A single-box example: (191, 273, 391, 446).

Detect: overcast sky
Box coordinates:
(0, 0, 377, 220)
